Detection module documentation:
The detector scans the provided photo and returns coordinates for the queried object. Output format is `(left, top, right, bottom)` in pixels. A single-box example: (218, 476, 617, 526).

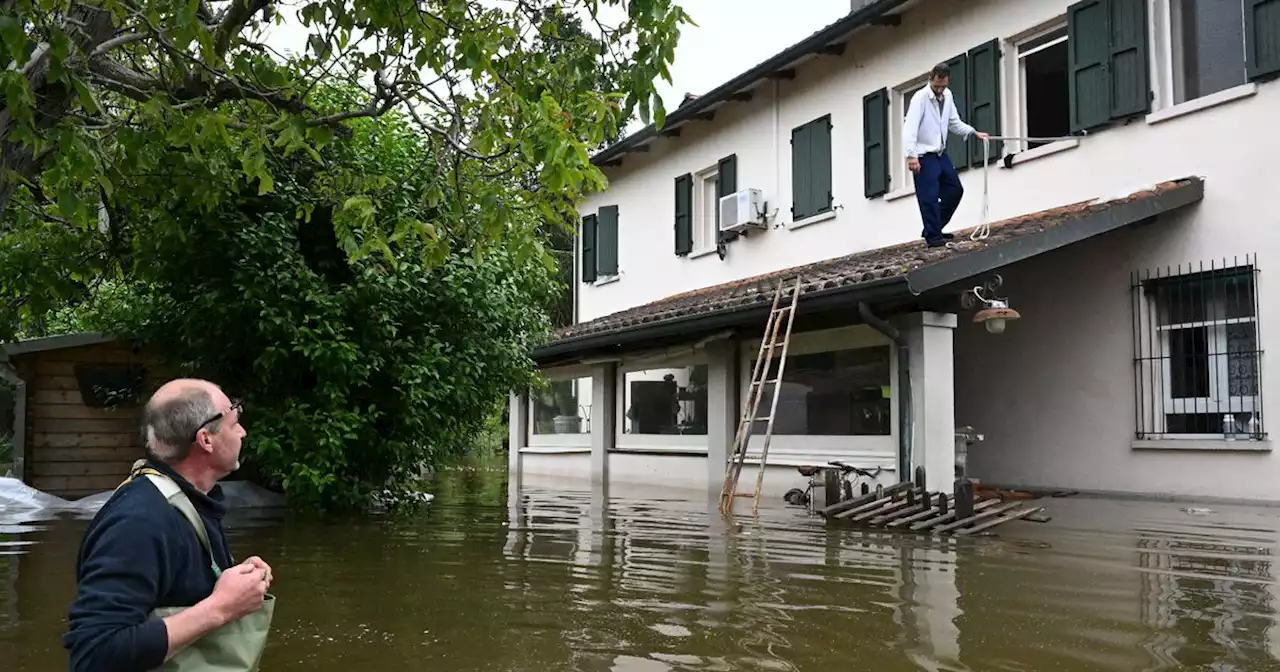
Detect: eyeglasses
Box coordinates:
(191, 399, 243, 444)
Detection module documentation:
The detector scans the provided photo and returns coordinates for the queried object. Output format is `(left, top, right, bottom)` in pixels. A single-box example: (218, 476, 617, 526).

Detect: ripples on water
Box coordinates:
(3, 471, 1280, 671)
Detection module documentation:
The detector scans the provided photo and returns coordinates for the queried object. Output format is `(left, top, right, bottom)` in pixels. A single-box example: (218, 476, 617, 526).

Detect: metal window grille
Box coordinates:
(1130, 255, 1264, 440)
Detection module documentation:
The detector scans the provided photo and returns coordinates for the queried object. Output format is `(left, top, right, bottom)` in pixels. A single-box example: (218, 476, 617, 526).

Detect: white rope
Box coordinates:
(970, 133, 1086, 241)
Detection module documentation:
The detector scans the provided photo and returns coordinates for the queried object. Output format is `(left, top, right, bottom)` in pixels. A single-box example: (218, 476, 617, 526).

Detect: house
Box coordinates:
(2, 333, 172, 498)
(508, 0, 1280, 505)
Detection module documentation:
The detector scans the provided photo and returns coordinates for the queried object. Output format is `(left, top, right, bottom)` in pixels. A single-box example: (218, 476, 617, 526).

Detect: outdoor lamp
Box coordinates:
(967, 274, 1020, 334)
(973, 299, 1020, 334)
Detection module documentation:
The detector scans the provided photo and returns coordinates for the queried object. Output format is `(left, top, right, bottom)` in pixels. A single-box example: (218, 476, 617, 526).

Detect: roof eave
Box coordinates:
(2, 332, 116, 359)
(589, 0, 912, 167)
(531, 275, 912, 365)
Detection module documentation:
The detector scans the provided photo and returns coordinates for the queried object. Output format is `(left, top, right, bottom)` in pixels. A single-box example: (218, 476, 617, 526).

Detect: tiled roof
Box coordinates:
(543, 177, 1203, 352)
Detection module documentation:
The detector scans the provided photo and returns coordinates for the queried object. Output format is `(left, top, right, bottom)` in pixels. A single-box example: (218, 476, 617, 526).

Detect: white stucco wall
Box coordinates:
(955, 201, 1280, 501)
(575, 0, 1278, 326)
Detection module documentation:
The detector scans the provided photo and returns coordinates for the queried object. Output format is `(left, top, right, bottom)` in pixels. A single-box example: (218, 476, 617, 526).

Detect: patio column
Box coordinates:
(900, 312, 957, 492)
(590, 362, 617, 484)
(704, 338, 738, 494)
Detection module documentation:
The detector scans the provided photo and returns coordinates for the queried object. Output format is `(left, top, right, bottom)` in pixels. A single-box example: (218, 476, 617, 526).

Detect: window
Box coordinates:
(790, 115, 832, 221)
(1169, 0, 1248, 103)
(1016, 24, 1072, 149)
(530, 376, 593, 436)
(1066, 0, 1152, 130)
(620, 364, 708, 436)
(674, 154, 736, 256)
(1131, 258, 1264, 440)
(751, 346, 892, 437)
(580, 205, 618, 282)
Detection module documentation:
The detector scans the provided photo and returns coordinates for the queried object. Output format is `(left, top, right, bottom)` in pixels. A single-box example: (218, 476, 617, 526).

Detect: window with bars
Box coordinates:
(1131, 257, 1265, 440)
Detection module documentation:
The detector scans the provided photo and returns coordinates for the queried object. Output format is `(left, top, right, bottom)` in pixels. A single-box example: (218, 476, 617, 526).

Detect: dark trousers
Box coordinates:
(913, 152, 964, 244)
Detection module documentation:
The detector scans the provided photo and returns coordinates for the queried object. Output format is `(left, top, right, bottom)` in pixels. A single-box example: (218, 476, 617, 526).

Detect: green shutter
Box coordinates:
(966, 39, 1002, 167)
(716, 154, 738, 243)
(863, 88, 889, 198)
(944, 52, 969, 171)
(581, 213, 597, 283)
(791, 122, 813, 220)
(1108, 0, 1150, 119)
(810, 115, 833, 216)
(1245, 0, 1280, 81)
(1068, 0, 1112, 131)
(674, 174, 693, 256)
(596, 205, 618, 276)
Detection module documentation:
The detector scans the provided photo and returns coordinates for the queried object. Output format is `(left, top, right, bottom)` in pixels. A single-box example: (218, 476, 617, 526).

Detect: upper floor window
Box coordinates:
(790, 115, 833, 222)
(1131, 258, 1264, 440)
(1015, 24, 1071, 149)
(1169, 0, 1250, 103)
(674, 154, 737, 257)
(581, 205, 619, 283)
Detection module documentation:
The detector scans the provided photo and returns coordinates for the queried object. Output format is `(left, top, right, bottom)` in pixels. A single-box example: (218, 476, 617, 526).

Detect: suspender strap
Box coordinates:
(137, 468, 224, 578)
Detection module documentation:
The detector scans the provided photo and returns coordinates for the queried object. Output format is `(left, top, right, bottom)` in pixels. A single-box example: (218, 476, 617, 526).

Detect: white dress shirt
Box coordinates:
(902, 86, 976, 159)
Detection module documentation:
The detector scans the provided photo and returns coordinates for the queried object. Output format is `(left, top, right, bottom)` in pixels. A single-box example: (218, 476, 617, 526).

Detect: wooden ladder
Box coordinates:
(718, 276, 803, 516)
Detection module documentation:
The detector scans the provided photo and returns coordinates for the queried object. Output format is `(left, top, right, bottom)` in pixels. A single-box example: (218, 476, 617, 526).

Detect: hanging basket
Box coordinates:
(74, 363, 148, 409)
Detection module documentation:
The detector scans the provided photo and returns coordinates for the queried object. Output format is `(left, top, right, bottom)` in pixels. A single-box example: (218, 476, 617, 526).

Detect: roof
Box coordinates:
(534, 176, 1206, 364)
(2, 332, 116, 359)
(592, 0, 913, 167)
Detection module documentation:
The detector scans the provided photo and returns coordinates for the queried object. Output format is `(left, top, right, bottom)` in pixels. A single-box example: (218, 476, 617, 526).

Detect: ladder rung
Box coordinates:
(734, 492, 757, 498)
(750, 378, 780, 387)
(753, 416, 771, 423)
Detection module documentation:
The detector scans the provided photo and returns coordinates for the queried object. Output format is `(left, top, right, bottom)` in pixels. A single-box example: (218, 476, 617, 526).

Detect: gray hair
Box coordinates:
(142, 387, 221, 462)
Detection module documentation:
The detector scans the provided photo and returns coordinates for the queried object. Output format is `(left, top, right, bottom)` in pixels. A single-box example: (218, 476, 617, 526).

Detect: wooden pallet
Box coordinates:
(816, 467, 1049, 537)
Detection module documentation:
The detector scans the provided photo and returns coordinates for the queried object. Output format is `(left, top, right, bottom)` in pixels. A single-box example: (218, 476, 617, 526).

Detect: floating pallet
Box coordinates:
(815, 467, 1049, 537)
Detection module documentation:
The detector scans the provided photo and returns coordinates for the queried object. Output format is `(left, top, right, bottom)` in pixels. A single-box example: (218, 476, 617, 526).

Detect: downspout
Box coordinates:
(858, 302, 912, 481)
(0, 362, 25, 481)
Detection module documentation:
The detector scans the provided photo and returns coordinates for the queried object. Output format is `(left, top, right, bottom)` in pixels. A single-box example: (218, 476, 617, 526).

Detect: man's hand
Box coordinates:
(162, 562, 269, 661)
(975, 131, 990, 141)
(242, 556, 273, 589)
(907, 157, 920, 173)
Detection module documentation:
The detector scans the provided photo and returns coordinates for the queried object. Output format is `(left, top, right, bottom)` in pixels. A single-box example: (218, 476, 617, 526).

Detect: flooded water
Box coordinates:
(3, 468, 1280, 671)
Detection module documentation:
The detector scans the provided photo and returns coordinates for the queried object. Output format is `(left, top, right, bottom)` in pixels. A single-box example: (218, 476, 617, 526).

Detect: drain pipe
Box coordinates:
(858, 302, 912, 482)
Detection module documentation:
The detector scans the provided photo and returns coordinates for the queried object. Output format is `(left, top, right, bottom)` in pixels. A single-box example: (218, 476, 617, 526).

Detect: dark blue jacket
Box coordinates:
(62, 459, 234, 672)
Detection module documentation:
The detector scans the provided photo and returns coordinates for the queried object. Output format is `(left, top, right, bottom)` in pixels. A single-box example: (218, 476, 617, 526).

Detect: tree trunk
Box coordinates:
(0, 2, 117, 221)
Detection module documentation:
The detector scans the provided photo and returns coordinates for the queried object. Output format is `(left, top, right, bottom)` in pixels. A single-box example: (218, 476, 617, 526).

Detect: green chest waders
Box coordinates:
(141, 471, 275, 671)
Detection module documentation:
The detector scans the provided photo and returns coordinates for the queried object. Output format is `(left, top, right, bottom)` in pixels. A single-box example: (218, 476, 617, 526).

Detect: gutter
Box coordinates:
(858, 303, 912, 482)
(590, 0, 910, 166)
(533, 275, 911, 364)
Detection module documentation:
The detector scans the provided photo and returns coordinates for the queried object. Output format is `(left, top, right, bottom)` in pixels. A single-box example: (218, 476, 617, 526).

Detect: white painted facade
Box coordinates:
(514, 0, 1280, 505)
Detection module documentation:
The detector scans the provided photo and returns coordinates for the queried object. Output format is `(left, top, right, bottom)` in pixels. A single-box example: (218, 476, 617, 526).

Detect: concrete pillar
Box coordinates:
(704, 339, 738, 494)
(900, 312, 957, 492)
(506, 391, 527, 522)
(590, 363, 617, 484)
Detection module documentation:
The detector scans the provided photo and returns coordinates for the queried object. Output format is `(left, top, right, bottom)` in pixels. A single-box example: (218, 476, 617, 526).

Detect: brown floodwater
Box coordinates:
(3, 468, 1280, 671)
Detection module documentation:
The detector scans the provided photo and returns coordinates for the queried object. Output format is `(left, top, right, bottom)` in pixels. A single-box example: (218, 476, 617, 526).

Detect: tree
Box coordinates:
(0, 0, 689, 340)
(82, 102, 562, 510)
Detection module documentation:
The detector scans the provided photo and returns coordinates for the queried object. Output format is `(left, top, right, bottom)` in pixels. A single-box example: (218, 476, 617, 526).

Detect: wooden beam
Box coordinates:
(818, 43, 845, 56)
(661, 128, 681, 138)
(601, 159, 622, 167)
(768, 69, 796, 80)
(730, 92, 753, 102)
(870, 15, 902, 26)
(695, 111, 715, 121)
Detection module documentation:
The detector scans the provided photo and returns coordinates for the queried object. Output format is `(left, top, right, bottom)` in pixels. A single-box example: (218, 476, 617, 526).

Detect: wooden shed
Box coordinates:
(2, 333, 175, 499)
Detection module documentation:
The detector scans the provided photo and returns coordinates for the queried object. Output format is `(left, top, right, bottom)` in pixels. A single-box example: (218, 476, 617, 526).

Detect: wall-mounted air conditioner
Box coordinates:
(718, 188, 766, 234)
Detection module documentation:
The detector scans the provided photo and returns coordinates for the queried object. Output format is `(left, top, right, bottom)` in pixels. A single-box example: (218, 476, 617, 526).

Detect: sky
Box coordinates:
(256, 0, 851, 133)
(638, 0, 850, 128)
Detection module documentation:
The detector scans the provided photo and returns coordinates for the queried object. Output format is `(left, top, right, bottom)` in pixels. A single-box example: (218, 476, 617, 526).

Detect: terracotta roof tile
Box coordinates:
(549, 179, 1198, 345)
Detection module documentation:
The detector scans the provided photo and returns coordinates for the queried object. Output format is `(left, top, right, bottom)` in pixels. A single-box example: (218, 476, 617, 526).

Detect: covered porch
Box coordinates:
(511, 178, 1205, 505)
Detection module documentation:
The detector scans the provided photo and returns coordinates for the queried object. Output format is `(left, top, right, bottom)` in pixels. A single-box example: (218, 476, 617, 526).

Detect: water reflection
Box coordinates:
(1, 471, 1279, 670)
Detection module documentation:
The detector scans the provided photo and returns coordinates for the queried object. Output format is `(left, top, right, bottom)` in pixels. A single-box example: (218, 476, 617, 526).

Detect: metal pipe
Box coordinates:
(858, 302, 912, 481)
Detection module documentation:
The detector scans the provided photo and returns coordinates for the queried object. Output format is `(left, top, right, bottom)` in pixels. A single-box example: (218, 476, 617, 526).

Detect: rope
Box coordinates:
(970, 133, 1085, 241)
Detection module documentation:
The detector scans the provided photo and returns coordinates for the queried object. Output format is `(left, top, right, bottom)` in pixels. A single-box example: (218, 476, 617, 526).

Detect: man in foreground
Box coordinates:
(902, 62, 990, 247)
(63, 378, 274, 671)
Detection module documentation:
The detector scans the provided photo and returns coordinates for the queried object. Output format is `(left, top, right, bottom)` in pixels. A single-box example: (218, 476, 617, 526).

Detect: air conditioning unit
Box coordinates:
(718, 188, 766, 233)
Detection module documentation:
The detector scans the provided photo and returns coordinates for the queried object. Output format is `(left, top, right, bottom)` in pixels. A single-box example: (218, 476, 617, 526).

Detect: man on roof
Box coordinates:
(902, 62, 990, 248)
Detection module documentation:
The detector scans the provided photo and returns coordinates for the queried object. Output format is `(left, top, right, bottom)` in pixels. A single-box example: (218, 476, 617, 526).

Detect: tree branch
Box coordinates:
(213, 0, 271, 56)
